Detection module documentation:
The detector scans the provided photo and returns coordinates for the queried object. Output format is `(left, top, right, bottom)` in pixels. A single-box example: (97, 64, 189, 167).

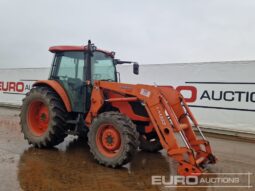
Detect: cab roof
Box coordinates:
(49, 45, 114, 57)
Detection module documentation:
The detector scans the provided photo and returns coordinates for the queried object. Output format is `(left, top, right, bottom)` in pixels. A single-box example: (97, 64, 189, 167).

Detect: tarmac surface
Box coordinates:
(0, 107, 254, 191)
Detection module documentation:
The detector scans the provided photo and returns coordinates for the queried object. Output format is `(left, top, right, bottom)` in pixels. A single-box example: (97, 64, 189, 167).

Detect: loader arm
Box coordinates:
(86, 80, 217, 176)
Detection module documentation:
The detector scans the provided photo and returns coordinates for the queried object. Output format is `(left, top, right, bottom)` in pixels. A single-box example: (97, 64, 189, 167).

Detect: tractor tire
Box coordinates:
(88, 111, 139, 168)
(139, 132, 163, 152)
(77, 129, 88, 142)
(20, 86, 68, 148)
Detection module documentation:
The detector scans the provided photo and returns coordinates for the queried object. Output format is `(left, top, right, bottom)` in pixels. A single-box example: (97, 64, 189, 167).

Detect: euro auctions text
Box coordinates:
(151, 173, 253, 188)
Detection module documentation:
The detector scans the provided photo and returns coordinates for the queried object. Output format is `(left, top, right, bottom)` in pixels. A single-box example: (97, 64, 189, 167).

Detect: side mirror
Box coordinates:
(133, 62, 139, 75)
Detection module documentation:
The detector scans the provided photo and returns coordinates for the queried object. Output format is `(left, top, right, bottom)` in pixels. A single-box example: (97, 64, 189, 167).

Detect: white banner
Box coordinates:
(0, 68, 50, 105)
(0, 61, 254, 134)
(117, 61, 255, 134)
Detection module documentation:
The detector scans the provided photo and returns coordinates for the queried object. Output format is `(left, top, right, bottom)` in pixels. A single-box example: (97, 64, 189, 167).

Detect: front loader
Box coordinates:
(20, 40, 216, 176)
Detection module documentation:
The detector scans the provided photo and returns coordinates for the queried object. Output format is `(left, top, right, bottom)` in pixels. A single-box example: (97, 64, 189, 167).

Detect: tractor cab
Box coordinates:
(48, 41, 139, 113)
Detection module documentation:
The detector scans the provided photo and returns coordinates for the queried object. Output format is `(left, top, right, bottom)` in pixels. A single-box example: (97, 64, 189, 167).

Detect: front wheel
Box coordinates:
(88, 112, 139, 168)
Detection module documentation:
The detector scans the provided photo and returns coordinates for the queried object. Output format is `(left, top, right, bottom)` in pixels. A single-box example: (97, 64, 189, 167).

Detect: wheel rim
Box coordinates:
(27, 100, 50, 136)
(96, 124, 121, 158)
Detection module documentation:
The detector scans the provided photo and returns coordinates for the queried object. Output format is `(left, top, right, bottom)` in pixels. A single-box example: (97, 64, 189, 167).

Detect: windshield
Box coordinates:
(91, 51, 116, 82)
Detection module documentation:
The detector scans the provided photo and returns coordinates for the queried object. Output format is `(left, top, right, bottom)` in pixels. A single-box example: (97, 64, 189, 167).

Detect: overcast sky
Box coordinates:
(1, 0, 255, 68)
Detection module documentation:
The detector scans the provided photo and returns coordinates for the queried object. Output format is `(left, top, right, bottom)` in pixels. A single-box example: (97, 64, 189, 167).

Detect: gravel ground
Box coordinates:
(0, 107, 254, 191)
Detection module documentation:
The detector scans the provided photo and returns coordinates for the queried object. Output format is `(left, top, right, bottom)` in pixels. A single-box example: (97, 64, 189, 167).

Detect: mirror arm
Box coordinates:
(114, 59, 133, 65)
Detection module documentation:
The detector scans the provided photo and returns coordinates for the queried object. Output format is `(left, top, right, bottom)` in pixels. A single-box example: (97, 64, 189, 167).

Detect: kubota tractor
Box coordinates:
(20, 41, 216, 176)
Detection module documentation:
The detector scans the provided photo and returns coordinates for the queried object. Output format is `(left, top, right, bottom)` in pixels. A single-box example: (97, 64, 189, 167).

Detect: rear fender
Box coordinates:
(33, 80, 72, 112)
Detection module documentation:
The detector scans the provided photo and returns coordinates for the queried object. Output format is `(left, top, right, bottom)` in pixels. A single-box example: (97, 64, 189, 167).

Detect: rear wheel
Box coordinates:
(20, 86, 68, 148)
(88, 112, 139, 167)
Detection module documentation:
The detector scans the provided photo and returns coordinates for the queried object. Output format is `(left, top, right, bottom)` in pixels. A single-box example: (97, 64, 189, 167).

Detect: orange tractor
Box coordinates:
(20, 41, 216, 176)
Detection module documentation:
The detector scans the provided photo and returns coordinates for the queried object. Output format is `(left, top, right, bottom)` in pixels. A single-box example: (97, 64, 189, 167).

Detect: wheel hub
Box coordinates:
(38, 106, 49, 125)
(96, 124, 121, 157)
(40, 113, 47, 121)
(102, 128, 120, 151)
(106, 135, 113, 144)
(27, 100, 50, 136)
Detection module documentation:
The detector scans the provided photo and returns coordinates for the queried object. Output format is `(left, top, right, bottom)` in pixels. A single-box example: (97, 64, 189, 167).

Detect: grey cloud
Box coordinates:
(0, 0, 255, 68)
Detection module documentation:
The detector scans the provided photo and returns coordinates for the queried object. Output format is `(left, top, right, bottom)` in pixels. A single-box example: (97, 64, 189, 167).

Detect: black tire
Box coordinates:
(88, 111, 139, 168)
(20, 86, 68, 148)
(139, 132, 163, 152)
(77, 128, 88, 142)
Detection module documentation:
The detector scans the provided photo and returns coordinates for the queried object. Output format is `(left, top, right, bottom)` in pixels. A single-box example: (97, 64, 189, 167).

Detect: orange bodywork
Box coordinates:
(33, 80, 72, 112)
(33, 79, 216, 176)
(106, 91, 150, 122)
(85, 81, 216, 176)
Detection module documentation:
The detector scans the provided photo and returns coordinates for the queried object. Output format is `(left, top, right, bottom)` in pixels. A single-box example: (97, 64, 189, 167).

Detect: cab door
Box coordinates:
(53, 51, 87, 113)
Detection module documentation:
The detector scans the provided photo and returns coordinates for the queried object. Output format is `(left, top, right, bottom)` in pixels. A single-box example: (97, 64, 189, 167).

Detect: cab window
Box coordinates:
(91, 52, 116, 82)
(54, 51, 86, 112)
(56, 52, 85, 80)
